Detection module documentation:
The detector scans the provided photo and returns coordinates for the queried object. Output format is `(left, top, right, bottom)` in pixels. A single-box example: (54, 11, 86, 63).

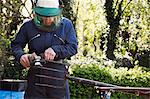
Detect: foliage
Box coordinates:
(62, 0, 77, 26)
(0, 0, 32, 79)
(74, 0, 150, 67)
(0, 39, 6, 79)
(117, 0, 150, 54)
(116, 0, 150, 68)
(69, 58, 150, 98)
(75, 0, 108, 57)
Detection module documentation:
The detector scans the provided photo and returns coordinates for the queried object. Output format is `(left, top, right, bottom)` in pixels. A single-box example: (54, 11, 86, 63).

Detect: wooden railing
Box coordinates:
(66, 75, 150, 99)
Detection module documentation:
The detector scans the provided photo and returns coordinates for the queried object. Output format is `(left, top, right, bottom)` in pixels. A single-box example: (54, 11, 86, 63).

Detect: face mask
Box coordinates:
(33, 13, 62, 32)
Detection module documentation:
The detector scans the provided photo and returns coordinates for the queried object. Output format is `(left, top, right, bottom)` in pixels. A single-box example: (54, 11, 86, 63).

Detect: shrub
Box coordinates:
(69, 61, 150, 98)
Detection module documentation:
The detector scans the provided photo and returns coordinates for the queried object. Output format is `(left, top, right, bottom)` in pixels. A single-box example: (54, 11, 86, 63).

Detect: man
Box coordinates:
(11, 0, 78, 98)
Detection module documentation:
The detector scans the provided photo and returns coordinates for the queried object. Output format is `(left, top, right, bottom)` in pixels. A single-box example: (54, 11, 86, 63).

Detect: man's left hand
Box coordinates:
(44, 47, 56, 61)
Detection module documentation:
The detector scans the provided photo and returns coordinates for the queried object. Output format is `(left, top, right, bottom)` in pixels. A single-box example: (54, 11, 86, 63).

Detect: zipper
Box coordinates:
(28, 34, 41, 43)
(54, 34, 65, 44)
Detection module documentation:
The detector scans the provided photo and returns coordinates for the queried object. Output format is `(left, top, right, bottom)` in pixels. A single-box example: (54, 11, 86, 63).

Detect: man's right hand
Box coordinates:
(20, 53, 37, 68)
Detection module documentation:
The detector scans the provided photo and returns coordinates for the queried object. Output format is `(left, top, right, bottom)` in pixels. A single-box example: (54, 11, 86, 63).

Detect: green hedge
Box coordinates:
(69, 63, 150, 98)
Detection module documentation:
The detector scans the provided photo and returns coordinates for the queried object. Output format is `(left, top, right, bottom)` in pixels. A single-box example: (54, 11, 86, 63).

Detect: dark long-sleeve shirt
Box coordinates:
(11, 17, 78, 61)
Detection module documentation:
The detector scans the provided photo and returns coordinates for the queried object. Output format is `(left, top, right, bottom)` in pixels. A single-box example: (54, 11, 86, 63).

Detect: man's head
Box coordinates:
(33, 0, 63, 32)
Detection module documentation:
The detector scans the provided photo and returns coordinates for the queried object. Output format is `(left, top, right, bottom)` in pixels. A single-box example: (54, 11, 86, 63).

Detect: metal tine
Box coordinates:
(35, 74, 65, 81)
(46, 60, 68, 66)
(35, 83, 66, 89)
(36, 66, 66, 73)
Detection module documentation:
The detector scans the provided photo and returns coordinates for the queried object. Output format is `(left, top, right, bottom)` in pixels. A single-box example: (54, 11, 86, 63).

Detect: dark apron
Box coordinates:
(24, 61, 70, 99)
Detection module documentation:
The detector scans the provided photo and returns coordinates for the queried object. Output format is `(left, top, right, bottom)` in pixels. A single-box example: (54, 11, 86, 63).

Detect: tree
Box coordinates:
(102, 0, 132, 60)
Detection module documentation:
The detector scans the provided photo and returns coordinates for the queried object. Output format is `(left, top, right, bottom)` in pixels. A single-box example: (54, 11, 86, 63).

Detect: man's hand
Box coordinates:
(20, 54, 30, 68)
(44, 48, 56, 61)
(20, 53, 37, 68)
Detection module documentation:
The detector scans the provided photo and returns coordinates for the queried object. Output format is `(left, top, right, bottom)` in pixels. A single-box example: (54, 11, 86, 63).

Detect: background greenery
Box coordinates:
(0, 0, 150, 98)
(68, 57, 150, 98)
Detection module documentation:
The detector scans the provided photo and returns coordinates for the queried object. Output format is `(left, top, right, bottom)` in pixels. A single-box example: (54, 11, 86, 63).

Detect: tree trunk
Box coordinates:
(104, 0, 123, 60)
